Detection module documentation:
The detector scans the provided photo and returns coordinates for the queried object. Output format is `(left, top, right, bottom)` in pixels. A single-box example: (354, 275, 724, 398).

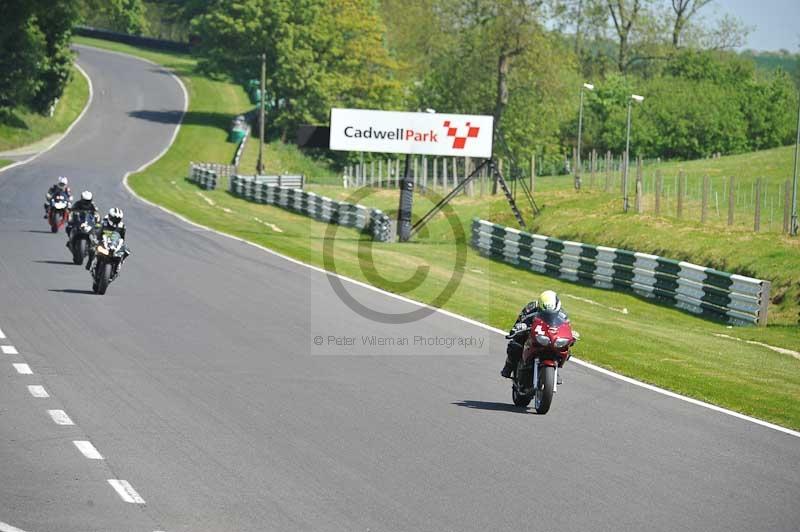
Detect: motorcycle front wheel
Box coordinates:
(96, 262, 111, 295)
(533, 365, 555, 414)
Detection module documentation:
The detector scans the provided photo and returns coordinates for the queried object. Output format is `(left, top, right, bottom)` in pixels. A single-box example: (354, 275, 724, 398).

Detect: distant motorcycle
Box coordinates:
(508, 313, 576, 414)
(90, 231, 126, 295)
(47, 192, 71, 233)
(67, 211, 98, 265)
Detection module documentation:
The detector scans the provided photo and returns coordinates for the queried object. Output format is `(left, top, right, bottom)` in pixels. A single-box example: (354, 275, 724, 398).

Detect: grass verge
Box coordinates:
(77, 37, 800, 430)
(0, 64, 89, 152)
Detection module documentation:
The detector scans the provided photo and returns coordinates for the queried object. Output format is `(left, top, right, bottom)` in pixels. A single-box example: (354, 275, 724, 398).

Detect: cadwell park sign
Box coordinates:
(330, 108, 494, 158)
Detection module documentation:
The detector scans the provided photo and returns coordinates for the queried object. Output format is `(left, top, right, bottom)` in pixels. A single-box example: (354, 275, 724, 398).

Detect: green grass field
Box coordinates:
(0, 159, 12, 169)
(0, 64, 89, 152)
(75, 36, 800, 430)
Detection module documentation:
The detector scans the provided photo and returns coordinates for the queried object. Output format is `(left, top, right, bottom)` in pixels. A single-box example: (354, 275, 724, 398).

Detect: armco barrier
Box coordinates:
(232, 128, 249, 166)
(471, 218, 771, 326)
(188, 164, 218, 190)
(74, 26, 190, 53)
(188, 163, 237, 190)
(230, 175, 391, 242)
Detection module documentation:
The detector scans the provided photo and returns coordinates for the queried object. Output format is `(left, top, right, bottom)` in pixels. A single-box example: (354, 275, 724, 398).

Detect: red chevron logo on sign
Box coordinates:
(443, 120, 480, 149)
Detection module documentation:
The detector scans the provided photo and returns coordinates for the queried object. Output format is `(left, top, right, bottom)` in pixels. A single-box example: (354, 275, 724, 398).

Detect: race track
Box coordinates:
(0, 45, 798, 532)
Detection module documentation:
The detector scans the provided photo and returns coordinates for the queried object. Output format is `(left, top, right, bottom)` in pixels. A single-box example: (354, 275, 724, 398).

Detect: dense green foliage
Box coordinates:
(0, 0, 80, 113)
(192, 0, 402, 142)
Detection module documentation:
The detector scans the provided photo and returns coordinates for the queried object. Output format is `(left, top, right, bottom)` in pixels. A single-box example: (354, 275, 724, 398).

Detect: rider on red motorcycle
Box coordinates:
(501, 290, 569, 379)
(44, 176, 73, 218)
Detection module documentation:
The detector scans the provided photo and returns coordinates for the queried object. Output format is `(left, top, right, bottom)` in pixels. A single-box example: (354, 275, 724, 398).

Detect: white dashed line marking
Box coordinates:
(47, 409, 74, 425)
(1, 345, 18, 355)
(13, 363, 32, 375)
(0, 328, 6, 339)
(73, 440, 104, 460)
(108, 479, 146, 504)
(27, 385, 49, 398)
(0, 520, 31, 532)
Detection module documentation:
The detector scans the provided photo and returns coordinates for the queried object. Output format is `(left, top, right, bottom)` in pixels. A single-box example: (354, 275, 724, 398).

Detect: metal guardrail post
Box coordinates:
(757, 281, 771, 327)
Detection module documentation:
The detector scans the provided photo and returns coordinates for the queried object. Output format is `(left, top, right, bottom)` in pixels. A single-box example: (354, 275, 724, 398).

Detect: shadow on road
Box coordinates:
(128, 110, 231, 131)
(34, 260, 75, 265)
(48, 289, 95, 295)
(451, 400, 530, 413)
(26, 229, 56, 234)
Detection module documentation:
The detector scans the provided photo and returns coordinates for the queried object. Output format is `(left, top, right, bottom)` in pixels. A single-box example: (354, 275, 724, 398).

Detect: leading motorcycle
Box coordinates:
(90, 230, 126, 295)
(47, 192, 71, 233)
(509, 312, 576, 414)
(67, 211, 98, 265)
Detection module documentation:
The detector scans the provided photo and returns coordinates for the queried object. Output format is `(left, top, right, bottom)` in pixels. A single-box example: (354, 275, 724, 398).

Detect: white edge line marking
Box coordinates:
(0, 61, 94, 175)
(13, 363, 32, 375)
(73, 440, 104, 460)
(713, 333, 800, 360)
(108, 479, 146, 504)
(0, 520, 31, 532)
(0, 328, 5, 339)
(27, 385, 49, 398)
(92, 43, 798, 440)
(48, 409, 74, 425)
(1, 345, 18, 355)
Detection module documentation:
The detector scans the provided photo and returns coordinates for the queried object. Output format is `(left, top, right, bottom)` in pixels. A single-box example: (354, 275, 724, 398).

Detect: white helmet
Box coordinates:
(81, 190, 93, 201)
(57, 176, 68, 189)
(539, 290, 561, 313)
(107, 207, 123, 227)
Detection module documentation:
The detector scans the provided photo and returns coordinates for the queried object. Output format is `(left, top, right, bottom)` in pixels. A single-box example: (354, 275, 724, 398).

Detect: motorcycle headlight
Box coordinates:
(554, 338, 570, 349)
(96, 246, 108, 255)
(535, 334, 550, 346)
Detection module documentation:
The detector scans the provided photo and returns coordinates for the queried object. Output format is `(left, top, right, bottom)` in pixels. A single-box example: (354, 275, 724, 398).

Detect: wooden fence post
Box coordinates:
(590, 149, 596, 188)
(701, 175, 709, 223)
(635, 156, 643, 213)
(784, 179, 791, 233)
(754, 177, 762, 232)
(605, 151, 611, 192)
(530, 154, 535, 195)
(728, 176, 735, 226)
(422, 155, 428, 189)
(677, 171, 684, 218)
(655, 171, 662, 215)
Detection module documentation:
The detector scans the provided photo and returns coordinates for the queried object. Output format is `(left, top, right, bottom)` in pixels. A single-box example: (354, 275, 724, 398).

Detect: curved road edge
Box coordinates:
(0, 63, 94, 176)
(75, 42, 799, 440)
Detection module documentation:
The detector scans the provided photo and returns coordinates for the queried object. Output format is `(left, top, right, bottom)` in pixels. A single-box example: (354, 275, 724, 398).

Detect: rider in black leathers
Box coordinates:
(66, 190, 100, 240)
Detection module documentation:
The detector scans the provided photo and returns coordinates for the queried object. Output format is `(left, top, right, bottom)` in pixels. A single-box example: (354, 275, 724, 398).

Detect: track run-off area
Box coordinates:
(0, 45, 798, 532)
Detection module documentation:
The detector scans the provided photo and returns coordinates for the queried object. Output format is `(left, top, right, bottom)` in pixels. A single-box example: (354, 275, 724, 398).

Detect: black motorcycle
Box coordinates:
(90, 231, 126, 295)
(67, 211, 98, 265)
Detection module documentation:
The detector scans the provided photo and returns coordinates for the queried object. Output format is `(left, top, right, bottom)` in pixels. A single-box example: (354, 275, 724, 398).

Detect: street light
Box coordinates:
(623, 94, 645, 212)
(791, 91, 799, 236)
(575, 82, 594, 190)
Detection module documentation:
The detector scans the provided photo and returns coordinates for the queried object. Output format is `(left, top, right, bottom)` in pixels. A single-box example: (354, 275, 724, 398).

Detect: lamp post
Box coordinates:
(623, 94, 644, 212)
(575, 82, 594, 190)
(256, 53, 266, 175)
(791, 91, 799, 236)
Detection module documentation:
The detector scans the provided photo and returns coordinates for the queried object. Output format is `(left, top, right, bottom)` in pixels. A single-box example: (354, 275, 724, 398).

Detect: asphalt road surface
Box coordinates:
(0, 45, 798, 532)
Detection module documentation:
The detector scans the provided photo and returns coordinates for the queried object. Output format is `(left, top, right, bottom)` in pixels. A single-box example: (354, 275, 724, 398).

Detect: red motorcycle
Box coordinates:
(510, 312, 576, 414)
(47, 192, 70, 233)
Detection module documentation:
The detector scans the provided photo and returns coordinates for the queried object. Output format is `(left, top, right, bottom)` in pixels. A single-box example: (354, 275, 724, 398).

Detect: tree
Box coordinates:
(670, 0, 711, 48)
(0, 0, 79, 112)
(607, 0, 642, 73)
(193, 0, 402, 140)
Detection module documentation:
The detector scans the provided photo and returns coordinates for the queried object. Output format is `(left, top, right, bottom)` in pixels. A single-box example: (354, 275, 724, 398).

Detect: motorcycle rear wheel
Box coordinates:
(533, 366, 555, 414)
(512, 387, 532, 407)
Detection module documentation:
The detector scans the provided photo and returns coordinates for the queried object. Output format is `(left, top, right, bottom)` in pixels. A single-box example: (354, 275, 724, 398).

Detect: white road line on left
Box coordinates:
(47, 410, 74, 425)
(27, 385, 49, 398)
(0, 520, 31, 532)
(13, 363, 32, 375)
(1, 345, 18, 355)
(0, 328, 6, 339)
(108, 479, 146, 504)
(73, 440, 103, 460)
